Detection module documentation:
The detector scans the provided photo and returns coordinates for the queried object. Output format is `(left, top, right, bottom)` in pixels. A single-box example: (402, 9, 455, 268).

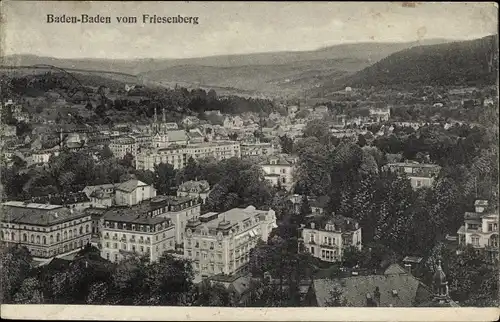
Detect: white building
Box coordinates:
(184, 206, 277, 279)
(115, 179, 157, 207)
(100, 212, 176, 263)
(1, 202, 92, 262)
(109, 136, 137, 159)
(260, 154, 298, 191)
(302, 216, 362, 263)
(177, 180, 211, 204)
(240, 142, 274, 158)
(384, 161, 441, 189)
(457, 200, 498, 261)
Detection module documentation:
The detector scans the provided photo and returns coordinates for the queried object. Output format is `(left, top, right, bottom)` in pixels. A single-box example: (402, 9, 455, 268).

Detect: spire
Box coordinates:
(162, 107, 166, 123)
(154, 107, 158, 123)
(432, 259, 450, 303)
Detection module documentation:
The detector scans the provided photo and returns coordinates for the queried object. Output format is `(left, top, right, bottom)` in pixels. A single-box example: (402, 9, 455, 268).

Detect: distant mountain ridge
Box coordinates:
(2, 38, 461, 97)
(324, 35, 499, 92)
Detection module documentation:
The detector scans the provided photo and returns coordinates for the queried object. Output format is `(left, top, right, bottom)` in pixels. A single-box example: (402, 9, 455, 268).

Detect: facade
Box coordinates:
(136, 146, 187, 171)
(135, 141, 240, 171)
(0, 202, 92, 260)
(177, 180, 211, 204)
(115, 179, 157, 206)
(240, 142, 274, 158)
(100, 212, 176, 263)
(153, 130, 188, 149)
(109, 135, 137, 159)
(184, 206, 277, 279)
(184, 141, 241, 161)
(302, 216, 362, 262)
(369, 107, 391, 122)
(457, 200, 499, 261)
(260, 154, 298, 191)
(384, 161, 441, 189)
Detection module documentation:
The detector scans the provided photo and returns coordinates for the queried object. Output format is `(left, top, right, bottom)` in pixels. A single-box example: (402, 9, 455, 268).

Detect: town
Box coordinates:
(0, 5, 498, 309)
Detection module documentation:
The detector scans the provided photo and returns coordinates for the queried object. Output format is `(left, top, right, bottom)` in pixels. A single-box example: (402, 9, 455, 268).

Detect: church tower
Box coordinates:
(431, 260, 454, 305)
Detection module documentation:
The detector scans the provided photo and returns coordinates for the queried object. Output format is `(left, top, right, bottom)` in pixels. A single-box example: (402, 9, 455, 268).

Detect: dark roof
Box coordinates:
(1, 202, 88, 227)
(103, 210, 171, 226)
(30, 192, 90, 205)
(311, 196, 329, 209)
(260, 153, 298, 166)
(314, 264, 431, 307)
(115, 179, 149, 193)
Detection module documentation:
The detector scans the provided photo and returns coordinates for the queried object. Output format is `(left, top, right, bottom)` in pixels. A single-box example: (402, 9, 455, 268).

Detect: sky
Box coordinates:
(2, 1, 498, 59)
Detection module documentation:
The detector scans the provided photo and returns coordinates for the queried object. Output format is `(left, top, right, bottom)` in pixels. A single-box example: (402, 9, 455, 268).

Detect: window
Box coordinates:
(36, 235, 40, 244)
(23, 233, 27, 242)
(79, 227, 83, 235)
(471, 236, 480, 247)
(309, 234, 314, 243)
(43, 236, 47, 245)
(113, 243, 117, 249)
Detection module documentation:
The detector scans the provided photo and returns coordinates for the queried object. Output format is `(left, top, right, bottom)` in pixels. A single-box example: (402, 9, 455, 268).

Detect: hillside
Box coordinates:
(323, 35, 499, 93)
(2, 39, 453, 98)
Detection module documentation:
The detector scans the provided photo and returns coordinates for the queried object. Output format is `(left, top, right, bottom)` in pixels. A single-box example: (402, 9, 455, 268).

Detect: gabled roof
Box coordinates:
(30, 192, 90, 205)
(178, 180, 210, 193)
(310, 196, 329, 209)
(260, 154, 297, 166)
(115, 179, 149, 193)
(314, 265, 431, 307)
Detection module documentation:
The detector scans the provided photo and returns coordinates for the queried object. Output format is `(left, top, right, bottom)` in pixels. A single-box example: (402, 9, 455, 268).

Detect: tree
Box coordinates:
(13, 277, 45, 304)
(279, 135, 294, 154)
(120, 153, 134, 168)
(195, 280, 234, 306)
(0, 245, 33, 303)
(153, 162, 177, 195)
(299, 195, 311, 217)
(357, 134, 367, 147)
(100, 145, 114, 159)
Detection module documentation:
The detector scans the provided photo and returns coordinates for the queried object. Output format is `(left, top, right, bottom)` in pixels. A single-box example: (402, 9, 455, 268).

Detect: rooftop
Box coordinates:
(313, 264, 431, 307)
(115, 179, 150, 193)
(1, 202, 87, 226)
(260, 153, 298, 166)
(29, 192, 90, 205)
(196, 206, 268, 230)
(102, 195, 199, 220)
(178, 180, 210, 193)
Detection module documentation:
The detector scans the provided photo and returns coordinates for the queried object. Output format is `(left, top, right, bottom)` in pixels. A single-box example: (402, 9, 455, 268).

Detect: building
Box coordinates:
(83, 183, 117, 199)
(135, 146, 187, 171)
(302, 216, 362, 263)
(312, 264, 432, 307)
(29, 192, 92, 212)
(109, 135, 137, 159)
(383, 161, 441, 189)
(135, 141, 241, 172)
(369, 107, 391, 122)
(457, 200, 498, 261)
(100, 211, 176, 263)
(0, 202, 92, 261)
(152, 130, 188, 149)
(260, 154, 298, 191)
(184, 141, 241, 161)
(418, 260, 460, 307)
(240, 142, 274, 158)
(177, 180, 211, 204)
(115, 179, 157, 206)
(184, 206, 277, 279)
(187, 129, 205, 144)
(310, 196, 329, 215)
(223, 116, 244, 129)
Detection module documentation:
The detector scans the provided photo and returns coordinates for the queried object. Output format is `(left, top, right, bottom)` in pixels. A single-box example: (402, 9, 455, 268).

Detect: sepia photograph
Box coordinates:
(0, 1, 498, 320)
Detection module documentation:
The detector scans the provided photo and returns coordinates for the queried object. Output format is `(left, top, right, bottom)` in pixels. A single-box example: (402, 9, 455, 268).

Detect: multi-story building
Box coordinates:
(177, 180, 211, 204)
(135, 146, 187, 171)
(100, 195, 201, 251)
(109, 135, 137, 159)
(383, 161, 441, 189)
(184, 141, 241, 161)
(183, 206, 277, 279)
(0, 202, 92, 261)
(240, 141, 274, 158)
(115, 179, 157, 207)
(135, 141, 240, 171)
(100, 211, 175, 263)
(457, 200, 498, 261)
(260, 154, 298, 191)
(302, 216, 362, 263)
(153, 130, 188, 149)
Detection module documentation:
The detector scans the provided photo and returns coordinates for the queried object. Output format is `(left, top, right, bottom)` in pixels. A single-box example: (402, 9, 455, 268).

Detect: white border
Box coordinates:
(1, 306, 500, 321)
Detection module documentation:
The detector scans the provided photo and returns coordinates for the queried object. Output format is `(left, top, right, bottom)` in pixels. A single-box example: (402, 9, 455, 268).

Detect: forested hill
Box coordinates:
(325, 35, 498, 91)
